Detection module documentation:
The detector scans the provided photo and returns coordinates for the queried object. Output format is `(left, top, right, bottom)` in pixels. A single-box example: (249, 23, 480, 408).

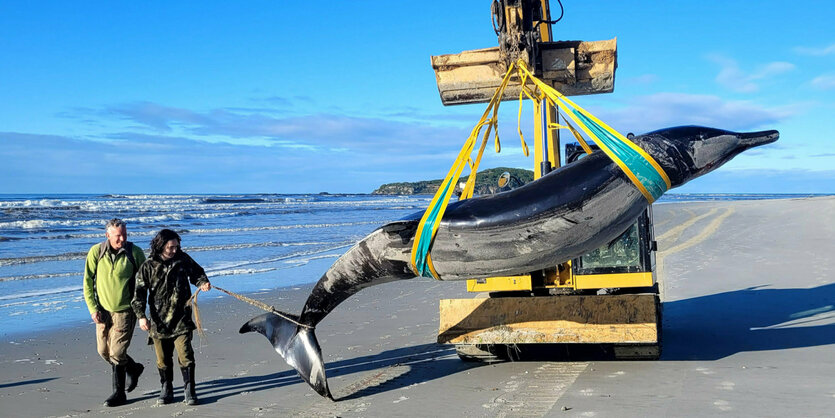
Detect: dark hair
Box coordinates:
(149, 229, 181, 258)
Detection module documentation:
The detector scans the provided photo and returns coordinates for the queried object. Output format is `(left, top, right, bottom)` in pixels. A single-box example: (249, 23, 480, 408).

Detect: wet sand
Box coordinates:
(1, 196, 834, 417)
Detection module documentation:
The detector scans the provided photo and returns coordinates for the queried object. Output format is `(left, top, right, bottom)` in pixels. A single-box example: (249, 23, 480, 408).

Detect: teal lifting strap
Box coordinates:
(572, 110, 668, 201)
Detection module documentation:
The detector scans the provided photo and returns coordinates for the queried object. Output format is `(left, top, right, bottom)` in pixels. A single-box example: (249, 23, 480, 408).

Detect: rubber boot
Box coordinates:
(157, 368, 174, 405)
(125, 357, 144, 393)
(181, 365, 198, 405)
(104, 364, 127, 407)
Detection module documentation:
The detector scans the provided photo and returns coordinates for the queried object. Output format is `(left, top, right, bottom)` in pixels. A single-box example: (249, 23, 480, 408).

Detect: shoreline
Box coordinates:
(2, 193, 831, 340)
(1, 196, 834, 417)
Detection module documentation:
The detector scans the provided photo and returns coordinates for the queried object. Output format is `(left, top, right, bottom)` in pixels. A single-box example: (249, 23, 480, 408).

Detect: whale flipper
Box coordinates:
(239, 312, 332, 399)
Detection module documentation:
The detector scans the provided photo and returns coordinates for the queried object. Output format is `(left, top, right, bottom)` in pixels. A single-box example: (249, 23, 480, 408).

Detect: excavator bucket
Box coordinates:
(431, 38, 617, 105)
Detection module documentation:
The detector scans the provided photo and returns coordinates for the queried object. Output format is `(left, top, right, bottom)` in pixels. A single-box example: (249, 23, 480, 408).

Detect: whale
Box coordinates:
(240, 125, 778, 398)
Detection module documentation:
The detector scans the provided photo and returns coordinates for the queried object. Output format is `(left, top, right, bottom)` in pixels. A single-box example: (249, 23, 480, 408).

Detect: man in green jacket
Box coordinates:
(83, 218, 147, 407)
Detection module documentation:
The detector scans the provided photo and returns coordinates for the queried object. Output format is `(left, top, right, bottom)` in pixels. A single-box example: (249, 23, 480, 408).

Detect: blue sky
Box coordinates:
(1, 1, 833, 194)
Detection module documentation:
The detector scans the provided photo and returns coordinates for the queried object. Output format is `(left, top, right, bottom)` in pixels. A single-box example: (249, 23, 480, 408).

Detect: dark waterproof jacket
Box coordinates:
(132, 252, 209, 339)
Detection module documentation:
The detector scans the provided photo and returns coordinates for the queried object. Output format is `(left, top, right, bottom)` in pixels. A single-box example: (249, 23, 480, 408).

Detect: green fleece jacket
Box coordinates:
(83, 241, 146, 314)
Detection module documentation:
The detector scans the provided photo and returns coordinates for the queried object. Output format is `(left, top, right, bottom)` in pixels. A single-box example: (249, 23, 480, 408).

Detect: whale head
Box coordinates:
(632, 126, 779, 188)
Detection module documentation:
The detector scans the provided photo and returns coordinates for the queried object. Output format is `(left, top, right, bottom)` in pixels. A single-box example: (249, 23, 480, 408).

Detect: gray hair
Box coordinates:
(105, 218, 126, 230)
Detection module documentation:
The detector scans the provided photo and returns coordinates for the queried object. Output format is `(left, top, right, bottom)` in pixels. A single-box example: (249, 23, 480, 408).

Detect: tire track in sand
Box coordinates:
(657, 207, 735, 300)
(293, 365, 411, 417)
(297, 348, 457, 416)
(482, 362, 588, 417)
(656, 208, 718, 243)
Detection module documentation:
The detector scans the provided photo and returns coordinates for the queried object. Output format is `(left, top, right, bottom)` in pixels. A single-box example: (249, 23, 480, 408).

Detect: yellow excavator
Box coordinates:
(433, 0, 661, 361)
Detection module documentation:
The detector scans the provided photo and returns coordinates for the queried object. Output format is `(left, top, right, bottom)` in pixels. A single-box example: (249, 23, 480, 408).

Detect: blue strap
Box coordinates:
(573, 111, 668, 201)
(413, 179, 457, 278)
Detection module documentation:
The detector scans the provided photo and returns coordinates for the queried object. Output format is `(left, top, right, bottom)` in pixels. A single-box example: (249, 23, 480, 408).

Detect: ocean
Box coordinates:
(0, 192, 827, 337)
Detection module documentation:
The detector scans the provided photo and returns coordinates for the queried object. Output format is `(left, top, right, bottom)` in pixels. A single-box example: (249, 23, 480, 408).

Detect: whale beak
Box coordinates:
(738, 130, 779, 148)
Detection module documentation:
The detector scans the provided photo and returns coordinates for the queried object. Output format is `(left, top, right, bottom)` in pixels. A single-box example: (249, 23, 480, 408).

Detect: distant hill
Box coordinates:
(372, 167, 534, 195)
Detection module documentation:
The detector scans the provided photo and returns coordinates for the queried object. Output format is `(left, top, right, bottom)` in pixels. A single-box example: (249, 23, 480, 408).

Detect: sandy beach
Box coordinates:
(1, 196, 834, 417)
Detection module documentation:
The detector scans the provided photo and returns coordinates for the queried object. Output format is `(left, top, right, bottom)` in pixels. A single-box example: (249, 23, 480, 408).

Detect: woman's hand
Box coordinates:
(139, 317, 150, 331)
(200, 282, 211, 292)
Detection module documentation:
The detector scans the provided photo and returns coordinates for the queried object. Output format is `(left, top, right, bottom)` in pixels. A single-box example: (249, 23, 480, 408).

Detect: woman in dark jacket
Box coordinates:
(132, 229, 211, 405)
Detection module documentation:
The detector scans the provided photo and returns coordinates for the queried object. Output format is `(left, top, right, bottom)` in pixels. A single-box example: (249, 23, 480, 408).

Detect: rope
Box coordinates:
(187, 285, 313, 331)
(188, 289, 206, 339)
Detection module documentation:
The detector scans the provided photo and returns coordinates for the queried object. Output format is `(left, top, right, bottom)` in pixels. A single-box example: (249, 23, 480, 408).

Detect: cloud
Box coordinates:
(0, 130, 367, 193)
(811, 74, 835, 90)
(9, 98, 542, 193)
(0, 109, 480, 193)
(109, 101, 208, 132)
(224, 95, 317, 114)
(708, 55, 795, 93)
(102, 101, 474, 156)
(255, 95, 300, 108)
(794, 43, 835, 56)
(381, 107, 476, 123)
(591, 92, 792, 134)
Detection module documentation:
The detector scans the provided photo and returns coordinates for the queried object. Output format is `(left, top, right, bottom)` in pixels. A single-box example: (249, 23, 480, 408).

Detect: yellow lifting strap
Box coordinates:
(409, 64, 522, 279)
(514, 61, 671, 202)
(409, 60, 671, 280)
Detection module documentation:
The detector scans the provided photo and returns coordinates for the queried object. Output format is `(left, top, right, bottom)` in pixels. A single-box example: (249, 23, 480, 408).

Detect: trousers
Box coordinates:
(152, 332, 195, 369)
(96, 310, 136, 366)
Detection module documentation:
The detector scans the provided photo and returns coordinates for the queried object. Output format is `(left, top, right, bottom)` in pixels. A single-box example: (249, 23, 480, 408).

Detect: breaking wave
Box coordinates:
(0, 212, 242, 231)
(0, 285, 82, 302)
(0, 238, 358, 267)
(202, 197, 266, 204)
(185, 220, 385, 234)
(0, 272, 78, 282)
(203, 243, 351, 274)
(207, 267, 277, 278)
(0, 252, 89, 267)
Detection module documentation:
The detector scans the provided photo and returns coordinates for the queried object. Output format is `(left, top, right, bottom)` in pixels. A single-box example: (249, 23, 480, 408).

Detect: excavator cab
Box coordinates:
(565, 143, 658, 292)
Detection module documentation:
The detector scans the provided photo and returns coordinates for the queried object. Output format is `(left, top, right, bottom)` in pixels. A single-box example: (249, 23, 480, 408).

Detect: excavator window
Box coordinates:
(566, 142, 655, 276)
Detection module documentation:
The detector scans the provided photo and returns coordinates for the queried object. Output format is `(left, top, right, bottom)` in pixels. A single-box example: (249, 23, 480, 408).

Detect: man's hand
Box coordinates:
(91, 311, 101, 324)
(139, 318, 150, 331)
(200, 282, 211, 292)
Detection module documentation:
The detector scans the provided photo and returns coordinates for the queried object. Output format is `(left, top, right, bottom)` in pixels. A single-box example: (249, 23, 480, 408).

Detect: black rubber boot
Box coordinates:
(157, 368, 174, 405)
(181, 365, 198, 405)
(104, 364, 127, 407)
(125, 357, 144, 393)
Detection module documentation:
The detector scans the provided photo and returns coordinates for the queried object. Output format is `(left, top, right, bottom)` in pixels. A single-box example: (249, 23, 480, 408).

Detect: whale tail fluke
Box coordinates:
(239, 312, 332, 399)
